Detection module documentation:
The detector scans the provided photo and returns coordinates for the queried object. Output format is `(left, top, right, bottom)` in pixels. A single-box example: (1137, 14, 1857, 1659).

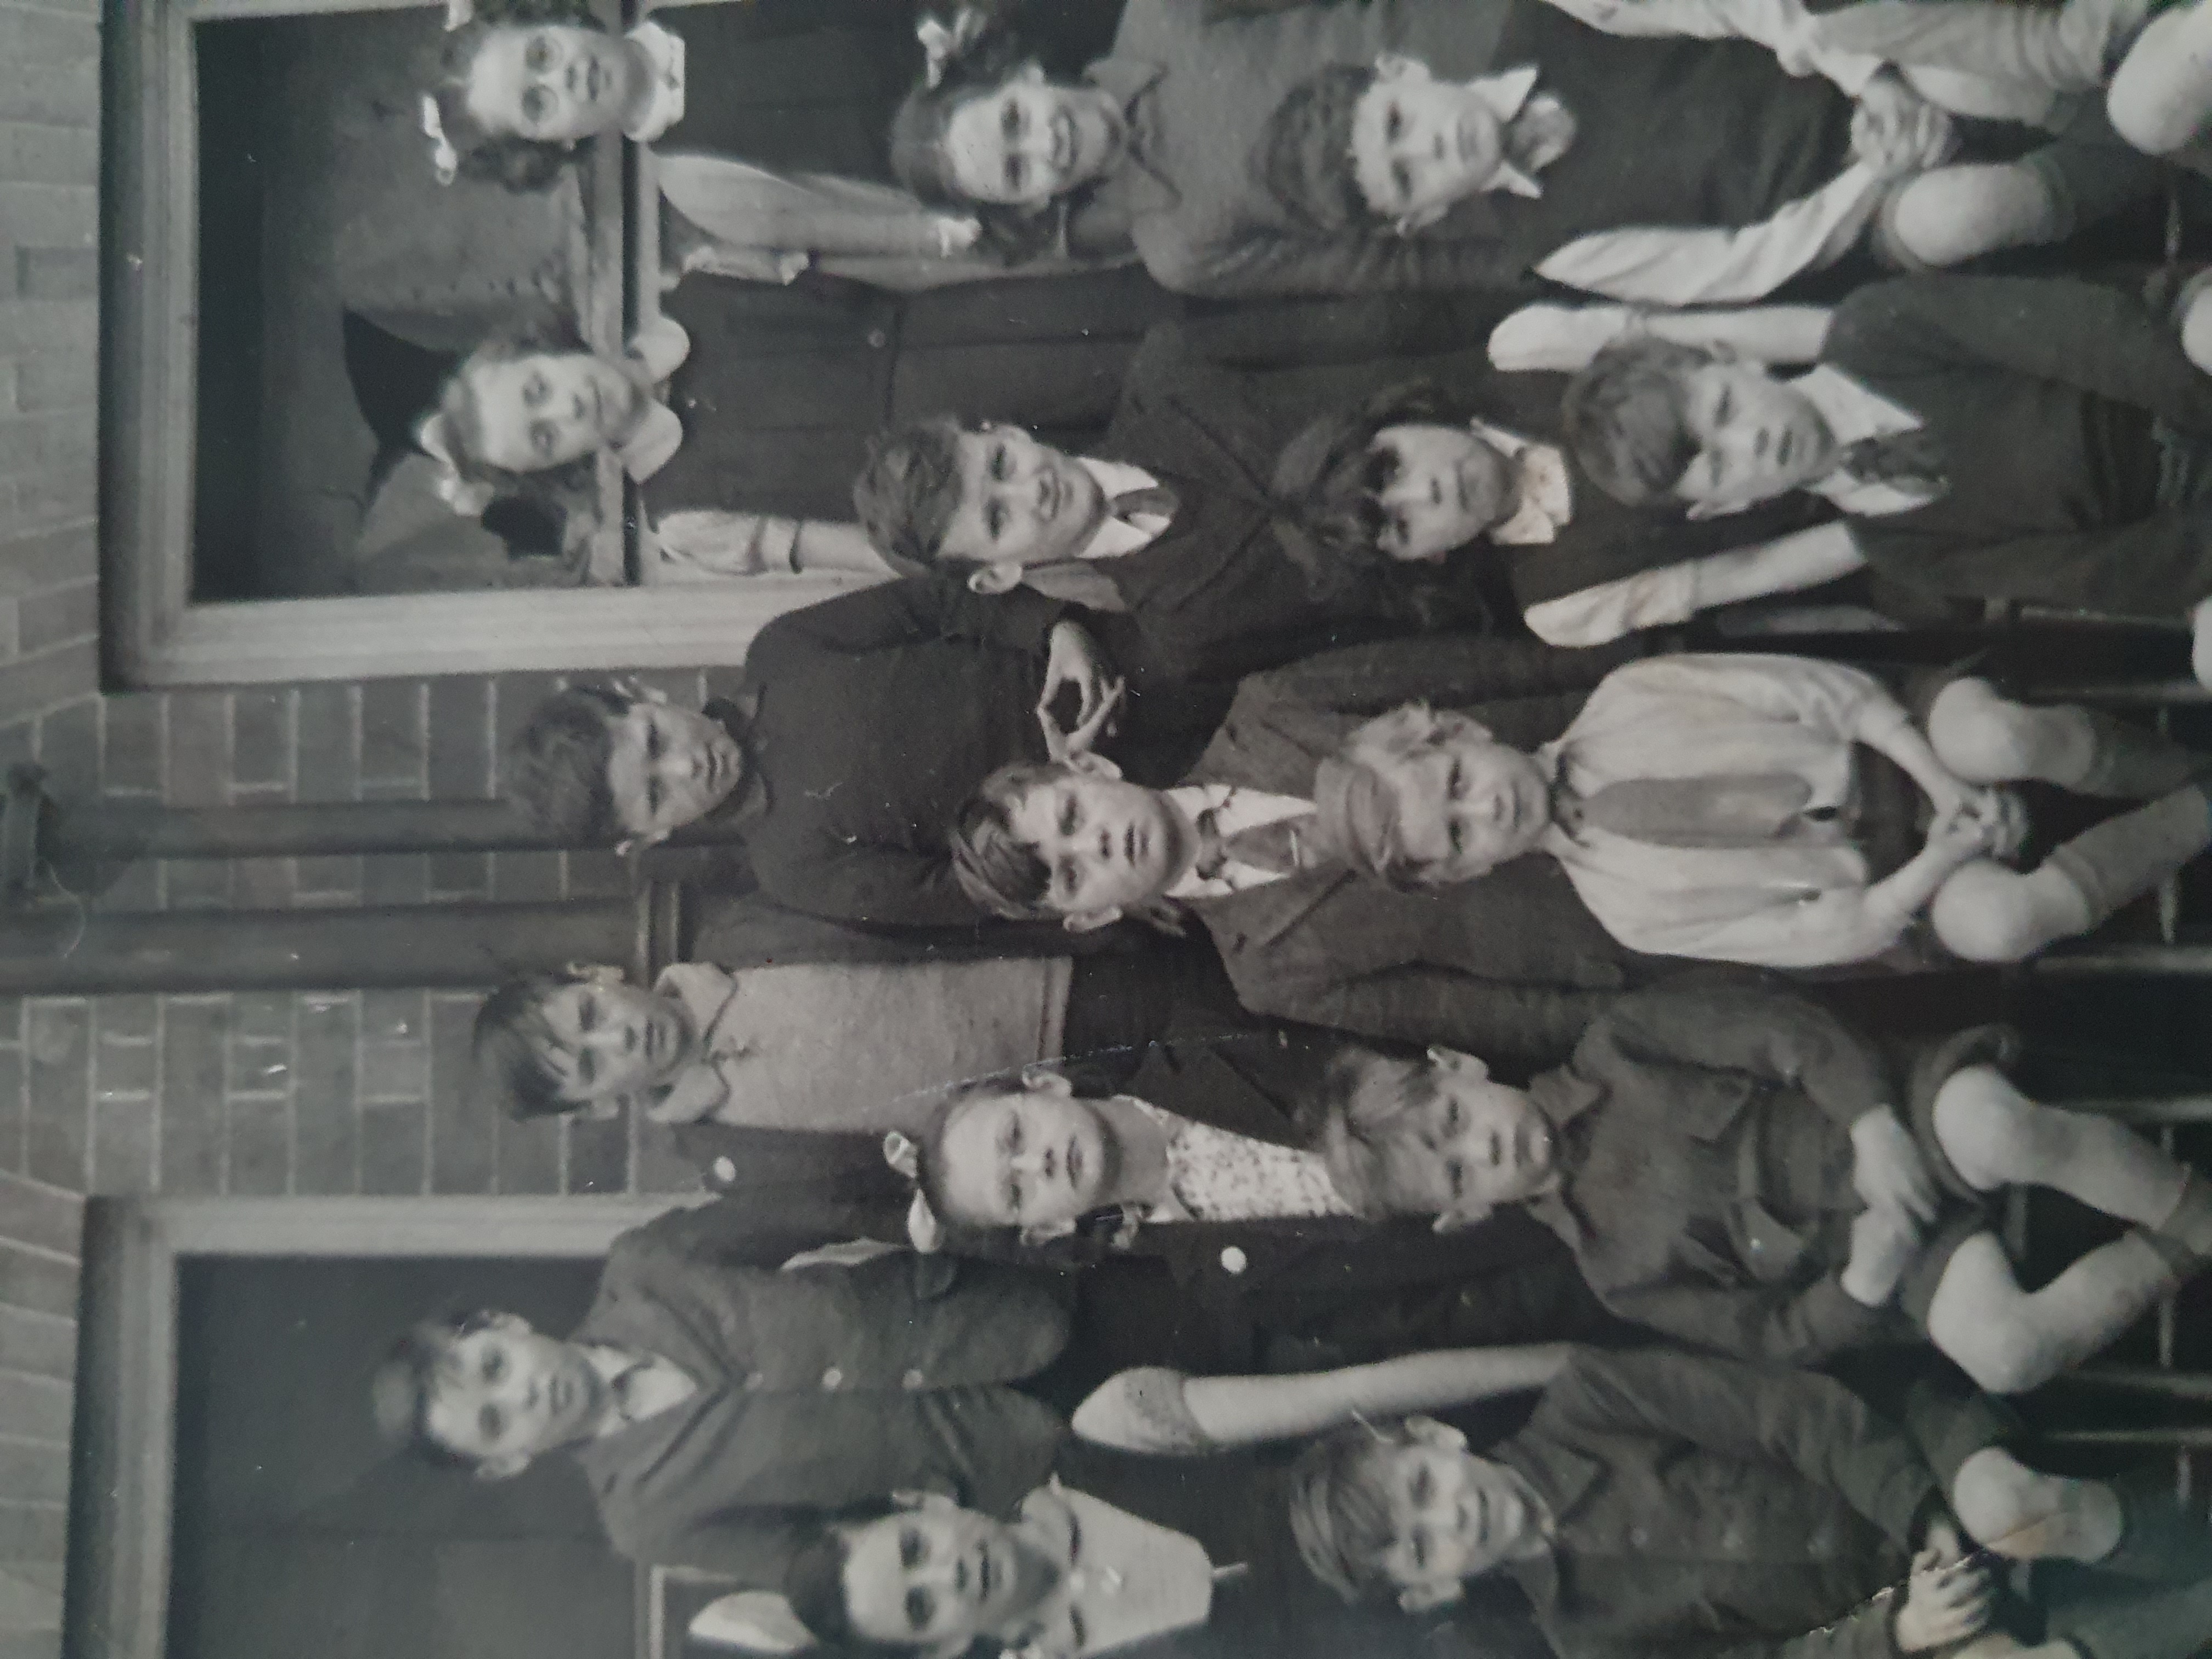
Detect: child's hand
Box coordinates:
(1851, 1106, 1942, 1226)
(1895, 1549, 1995, 1652)
(1851, 72, 1957, 179)
(1923, 794, 1997, 868)
(1841, 1203, 1921, 1308)
(1920, 1515, 1970, 1570)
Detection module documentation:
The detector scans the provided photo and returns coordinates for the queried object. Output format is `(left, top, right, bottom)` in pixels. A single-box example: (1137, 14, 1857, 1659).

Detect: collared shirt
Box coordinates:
(1075, 456, 1173, 560)
(1470, 419, 1575, 546)
(624, 21, 686, 143)
(1533, 653, 1923, 968)
(1082, 55, 1182, 222)
(1455, 66, 1572, 200)
(1793, 363, 1947, 518)
(1162, 785, 1316, 901)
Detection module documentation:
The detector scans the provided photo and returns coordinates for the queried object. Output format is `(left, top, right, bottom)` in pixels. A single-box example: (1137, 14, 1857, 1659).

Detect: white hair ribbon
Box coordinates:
(420, 94, 460, 187)
(916, 7, 988, 87)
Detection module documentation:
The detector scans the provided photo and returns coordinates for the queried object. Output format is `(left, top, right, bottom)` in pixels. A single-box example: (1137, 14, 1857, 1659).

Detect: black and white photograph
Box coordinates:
(6, 4, 2212, 1659)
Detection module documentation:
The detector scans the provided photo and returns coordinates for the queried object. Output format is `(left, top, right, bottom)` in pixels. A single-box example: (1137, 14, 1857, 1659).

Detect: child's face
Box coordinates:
(837, 1496, 1060, 1655)
(465, 24, 639, 143)
(462, 350, 640, 472)
(533, 979, 695, 1105)
(1002, 759, 1198, 929)
(934, 1076, 1113, 1232)
(1369, 1430, 1544, 1606)
(939, 426, 1109, 574)
(943, 65, 1125, 207)
(422, 1313, 606, 1477)
(1671, 360, 1838, 520)
(1369, 425, 1516, 562)
(1352, 59, 1503, 230)
(1361, 718, 1550, 884)
(1375, 1052, 1556, 1223)
(605, 698, 747, 844)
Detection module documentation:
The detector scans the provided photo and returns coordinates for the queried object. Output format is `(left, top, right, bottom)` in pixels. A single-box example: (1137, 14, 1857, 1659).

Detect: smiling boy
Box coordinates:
(1290, 1345, 2212, 1659)
(1312, 980, 2212, 1392)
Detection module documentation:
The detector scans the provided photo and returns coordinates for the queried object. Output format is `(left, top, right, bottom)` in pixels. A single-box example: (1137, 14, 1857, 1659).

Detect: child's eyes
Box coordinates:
(1056, 857, 1081, 898)
(577, 1051, 597, 1084)
(1430, 478, 1443, 506)
(1410, 1468, 1434, 1507)
(1714, 390, 1734, 426)
(1409, 1528, 1430, 1572)
(1385, 105, 1403, 143)
(1058, 798, 1079, 836)
(577, 995, 596, 1032)
(1446, 1159, 1465, 1199)
(1392, 161, 1413, 202)
(900, 1528, 925, 1570)
(985, 504, 1006, 539)
(1001, 100, 1022, 138)
(1005, 156, 1026, 193)
(1447, 761, 1465, 800)
(646, 724, 663, 761)
(990, 445, 1011, 481)
(1441, 1099, 1463, 1135)
(1004, 1178, 1023, 1216)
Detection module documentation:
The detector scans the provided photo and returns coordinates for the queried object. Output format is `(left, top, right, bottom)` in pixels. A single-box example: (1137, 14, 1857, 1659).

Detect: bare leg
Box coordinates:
(1932, 1064, 2190, 1220)
(1927, 1230, 2177, 1390)
(1876, 163, 2066, 269)
(1928, 680, 2102, 787)
(1951, 1444, 2125, 1561)
(2109, 0, 2212, 154)
(1818, 0, 2149, 90)
(1931, 860, 2097, 962)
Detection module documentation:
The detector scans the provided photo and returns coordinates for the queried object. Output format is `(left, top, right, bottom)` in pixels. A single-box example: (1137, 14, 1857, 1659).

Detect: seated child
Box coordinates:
(851, 324, 1495, 685)
(1559, 274, 2212, 678)
(1286, 1344, 2212, 1659)
(1312, 652, 2212, 968)
(1311, 980, 2212, 1392)
(1270, 367, 1845, 648)
(1257, 35, 2158, 305)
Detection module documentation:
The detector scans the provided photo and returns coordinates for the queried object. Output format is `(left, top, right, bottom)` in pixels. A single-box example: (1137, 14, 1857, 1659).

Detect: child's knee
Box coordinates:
(1951, 1446, 2055, 1548)
(1928, 679, 2083, 783)
(1938, 1297, 2059, 1393)
(1876, 165, 2060, 269)
(1930, 1064, 2032, 1190)
(1933, 862, 2058, 963)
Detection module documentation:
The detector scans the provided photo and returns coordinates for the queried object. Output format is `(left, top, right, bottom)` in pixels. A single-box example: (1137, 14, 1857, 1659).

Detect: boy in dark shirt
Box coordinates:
(1311, 980, 2212, 1393)
(1288, 1344, 2212, 1659)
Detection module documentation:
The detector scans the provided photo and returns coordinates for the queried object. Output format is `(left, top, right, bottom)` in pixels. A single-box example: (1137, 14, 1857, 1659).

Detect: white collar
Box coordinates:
(616, 317, 693, 483)
(1466, 66, 1551, 200)
(1159, 785, 1314, 900)
(624, 21, 686, 143)
(1466, 419, 1573, 546)
(1074, 456, 1169, 561)
(1791, 365, 1936, 518)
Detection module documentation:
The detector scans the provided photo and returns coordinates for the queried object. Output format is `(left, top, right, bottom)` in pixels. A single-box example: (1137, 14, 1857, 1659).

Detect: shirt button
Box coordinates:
(1628, 1527, 1650, 1549)
(902, 1368, 927, 1390)
(821, 1367, 844, 1390)
(866, 328, 889, 349)
(1218, 1247, 1248, 1274)
(711, 1156, 737, 1183)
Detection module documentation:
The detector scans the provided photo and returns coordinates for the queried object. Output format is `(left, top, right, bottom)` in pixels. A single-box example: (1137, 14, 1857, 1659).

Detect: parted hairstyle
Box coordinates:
(782, 1500, 934, 1659)
(853, 415, 972, 572)
(1287, 1418, 1431, 1602)
(436, 314, 611, 509)
(1270, 381, 1497, 634)
(1301, 1043, 1445, 1221)
(424, 0, 609, 193)
(504, 682, 634, 839)
(472, 968, 593, 1121)
(948, 761, 1082, 921)
(888, 12, 1092, 268)
(1259, 63, 1379, 234)
(1559, 336, 1719, 510)
(370, 1308, 506, 1468)
(1311, 704, 1517, 890)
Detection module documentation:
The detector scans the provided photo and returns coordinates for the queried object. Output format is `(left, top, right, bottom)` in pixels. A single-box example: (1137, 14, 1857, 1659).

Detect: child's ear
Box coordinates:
(1397, 1579, 1466, 1614)
(1434, 1200, 1497, 1234)
(1065, 749, 1123, 781)
(1393, 203, 1450, 236)
(475, 1452, 532, 1482)
(966, 562, 1025, 595)
(615, 826, 674, 856)
(1373, 52, 1426, 83)
(1020, 1065, 1075, 1097)
(1683, 496, 1749, 522)
(1013, 61, 1046, 84)
(1062, 905, 1125, 934)
(1404, 1416, 1469, 1451)
(1019, 1219, 1079, 1245)
(1425, 1046, 1488, 1081)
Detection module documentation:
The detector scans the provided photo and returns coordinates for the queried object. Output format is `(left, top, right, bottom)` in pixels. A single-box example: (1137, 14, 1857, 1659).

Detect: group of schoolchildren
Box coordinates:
(358, 2, 2212, 1658)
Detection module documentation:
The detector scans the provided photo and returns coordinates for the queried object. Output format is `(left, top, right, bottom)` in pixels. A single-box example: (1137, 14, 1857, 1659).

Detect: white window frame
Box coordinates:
(104, 0, 862, 687)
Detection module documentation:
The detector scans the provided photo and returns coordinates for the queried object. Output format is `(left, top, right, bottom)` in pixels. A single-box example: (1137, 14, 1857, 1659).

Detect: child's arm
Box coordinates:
(1523, 523, 1867, 647)
(1607, 1269, 1903, 1368)
(1489, 301, 1833, 373)
(739, 568, 1077, 679)
(1539, 0, 1887, 91)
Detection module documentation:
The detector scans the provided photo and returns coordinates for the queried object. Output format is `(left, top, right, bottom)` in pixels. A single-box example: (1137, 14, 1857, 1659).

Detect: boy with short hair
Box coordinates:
(1559, 274, 2212, 674)
(1308, 979, 2212, 1392)
(1313, 653, 2212, 969)
(1288, 1344, 2212, 1659)
(1255, 33, 2160, 304)
(853, 322, 1481, 684)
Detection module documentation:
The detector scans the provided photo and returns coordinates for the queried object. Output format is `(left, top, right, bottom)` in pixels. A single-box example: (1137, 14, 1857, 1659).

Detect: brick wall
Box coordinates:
(0, 5, 99, 1656)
